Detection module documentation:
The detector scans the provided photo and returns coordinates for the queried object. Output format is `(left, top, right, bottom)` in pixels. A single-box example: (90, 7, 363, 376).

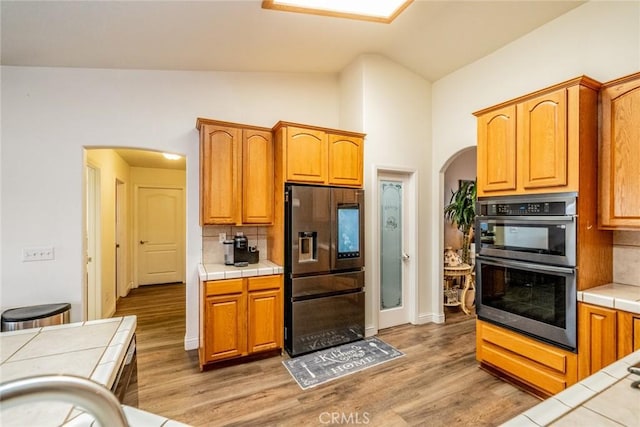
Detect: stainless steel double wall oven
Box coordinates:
(475, 192, 578, 351)
(284, 184, 365, 356)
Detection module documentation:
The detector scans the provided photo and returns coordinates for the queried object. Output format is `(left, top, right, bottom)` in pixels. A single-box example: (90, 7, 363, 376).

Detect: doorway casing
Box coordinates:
(371, 165, 419, 334)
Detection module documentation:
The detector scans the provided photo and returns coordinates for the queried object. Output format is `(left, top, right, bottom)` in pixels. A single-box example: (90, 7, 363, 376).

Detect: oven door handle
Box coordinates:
(477, 215, 576, 223)
(476, 255, 575, 275)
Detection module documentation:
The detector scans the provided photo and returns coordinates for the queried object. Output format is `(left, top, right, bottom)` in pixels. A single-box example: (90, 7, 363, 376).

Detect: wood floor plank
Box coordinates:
(114, 283, 540, 426)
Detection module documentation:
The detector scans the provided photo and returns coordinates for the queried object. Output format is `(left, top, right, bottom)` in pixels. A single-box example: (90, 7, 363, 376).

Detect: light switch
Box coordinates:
(22, 246, 55, 262)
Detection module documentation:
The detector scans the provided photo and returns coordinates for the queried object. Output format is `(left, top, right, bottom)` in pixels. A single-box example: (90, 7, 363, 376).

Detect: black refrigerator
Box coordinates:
(284, 184, 365, 356)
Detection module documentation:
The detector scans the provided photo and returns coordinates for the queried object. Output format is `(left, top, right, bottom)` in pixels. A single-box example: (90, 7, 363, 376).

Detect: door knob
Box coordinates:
(402, 253, 410, 261)
(139, 240, 149, 245)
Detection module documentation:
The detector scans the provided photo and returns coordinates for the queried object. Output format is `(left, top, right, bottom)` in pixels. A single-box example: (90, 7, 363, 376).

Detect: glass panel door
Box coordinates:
(380, 180, 403, 310)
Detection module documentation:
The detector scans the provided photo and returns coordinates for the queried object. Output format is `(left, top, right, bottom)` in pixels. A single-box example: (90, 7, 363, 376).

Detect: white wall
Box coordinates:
(430, 1, 640, 317)
(340, 54, 433, 332)
(1, 66, 339, 349)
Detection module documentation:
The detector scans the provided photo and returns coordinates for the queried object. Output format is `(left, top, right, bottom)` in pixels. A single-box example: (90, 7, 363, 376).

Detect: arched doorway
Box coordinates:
(441, 147, 477, 320)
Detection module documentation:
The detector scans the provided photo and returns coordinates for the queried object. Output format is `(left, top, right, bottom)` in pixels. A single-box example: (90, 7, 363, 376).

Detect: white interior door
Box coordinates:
(136, 187, 184, 286)
(378, 172, 413, 329)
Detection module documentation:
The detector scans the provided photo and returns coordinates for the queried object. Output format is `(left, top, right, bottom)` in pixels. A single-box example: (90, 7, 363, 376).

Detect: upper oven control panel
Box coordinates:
(477, 193, 577, 216)
(486, 201, 565, 216)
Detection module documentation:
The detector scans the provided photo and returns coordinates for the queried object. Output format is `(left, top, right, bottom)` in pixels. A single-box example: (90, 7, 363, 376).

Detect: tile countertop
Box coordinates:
(577, 282, 640, 314)
(0, 316, 189, 427)
(199, 260, 284, 281)
(503, 350, 640, 426)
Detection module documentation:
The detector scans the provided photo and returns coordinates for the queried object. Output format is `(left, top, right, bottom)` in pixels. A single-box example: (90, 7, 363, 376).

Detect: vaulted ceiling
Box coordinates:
(1, 1, 584, 82)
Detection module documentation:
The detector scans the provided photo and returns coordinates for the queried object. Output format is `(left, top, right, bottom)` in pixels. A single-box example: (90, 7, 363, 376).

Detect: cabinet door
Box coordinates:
(200, 124, 240, 224)
(247, 275, 282, 353)
(203, 291, 247, 362)
(247, 289, 282, 354)
(285, 126, 328, 184)
(618, 310, 640, 357)
(477, 105, 517, 195)
(578, 303, 617, 379)
(521, 89, 568, 190)
(600, 73, 640, 229)
(328, 134, 363, 187)
(242, 129, 274, 224)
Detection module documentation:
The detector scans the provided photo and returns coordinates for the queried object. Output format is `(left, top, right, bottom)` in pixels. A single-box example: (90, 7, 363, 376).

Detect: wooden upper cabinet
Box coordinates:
(521, 89, 568, 189)
(273, 122, 365, 188)
(197, 118, 274, 226)
(329, 134, 363, 187)
(286, 126, 328, 184)
(599, 72, 640, 229)
(475, 76, 600, 197)
(477, 105, 517, 193)
(200, 124, 240, 225)
(242, 129, 274, 224)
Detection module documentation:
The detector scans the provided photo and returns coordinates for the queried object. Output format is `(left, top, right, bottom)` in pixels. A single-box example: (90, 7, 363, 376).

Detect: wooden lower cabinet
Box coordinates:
(247, 276, 283, 354)
(577, 302, 640, 379)
(203, 290, 246, 362)
(577, 303, 617, 379)
(476, 320, 577, 397)
(199, 275, 283, 369)
(618, 310, 640, 357)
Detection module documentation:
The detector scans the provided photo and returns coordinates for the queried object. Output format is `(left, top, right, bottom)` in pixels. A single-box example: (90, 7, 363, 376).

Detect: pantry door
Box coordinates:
(378, 171, 416, 329)
(136, 187, 185, 286)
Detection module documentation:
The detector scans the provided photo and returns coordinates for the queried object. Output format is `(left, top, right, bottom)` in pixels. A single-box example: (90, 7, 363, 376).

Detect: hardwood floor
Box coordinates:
(114, 283, 539, 426)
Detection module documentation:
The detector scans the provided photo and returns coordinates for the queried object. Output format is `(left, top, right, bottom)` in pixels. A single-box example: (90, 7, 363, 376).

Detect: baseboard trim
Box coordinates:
(184, 335, 199, 351)
(416, 312, 445, 324)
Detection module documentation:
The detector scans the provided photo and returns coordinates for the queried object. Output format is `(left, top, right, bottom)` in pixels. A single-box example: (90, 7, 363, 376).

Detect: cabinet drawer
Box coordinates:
(248, 275, 281, 292)
(205, 278, 244, 296)
(477, 321, 577, 396)
(481, 322, 571, 374)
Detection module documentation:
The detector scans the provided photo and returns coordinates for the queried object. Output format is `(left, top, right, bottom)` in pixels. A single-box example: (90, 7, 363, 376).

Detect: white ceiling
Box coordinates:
(111, 148, 186, 170)
(2, 1, 584, 169)
(2, 0, 584, 82)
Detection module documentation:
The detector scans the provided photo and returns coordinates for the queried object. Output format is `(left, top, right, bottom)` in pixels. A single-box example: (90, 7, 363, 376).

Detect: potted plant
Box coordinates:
(444, 179, 477, 265)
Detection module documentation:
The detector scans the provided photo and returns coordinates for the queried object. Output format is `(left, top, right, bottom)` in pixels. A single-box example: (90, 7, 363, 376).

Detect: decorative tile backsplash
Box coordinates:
(613, 231, 640, 286)
(202, 225, 268, 264)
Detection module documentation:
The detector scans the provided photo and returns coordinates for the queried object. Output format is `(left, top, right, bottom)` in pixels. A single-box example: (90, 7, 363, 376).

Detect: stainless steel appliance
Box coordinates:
(223, 239, 234, 265)
(111, 334, 138, 407)
(285, 184, 365, 356)
(476, 192, 577, 266)
(475, 192, 578, 351)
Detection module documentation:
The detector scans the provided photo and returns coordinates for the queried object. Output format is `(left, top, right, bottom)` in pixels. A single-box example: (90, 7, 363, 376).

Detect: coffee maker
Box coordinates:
(231, 232, 259, 265)
(233, 232, 249, 264)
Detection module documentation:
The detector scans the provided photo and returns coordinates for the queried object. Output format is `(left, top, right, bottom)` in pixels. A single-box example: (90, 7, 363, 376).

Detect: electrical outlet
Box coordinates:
(219, 233, 226, 243)
(23, 246, 55, 262)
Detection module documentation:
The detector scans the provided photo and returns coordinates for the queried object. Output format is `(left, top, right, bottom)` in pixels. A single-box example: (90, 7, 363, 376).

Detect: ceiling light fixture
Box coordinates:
(162, 153, 182, 160)
(262, 0, 413, 24)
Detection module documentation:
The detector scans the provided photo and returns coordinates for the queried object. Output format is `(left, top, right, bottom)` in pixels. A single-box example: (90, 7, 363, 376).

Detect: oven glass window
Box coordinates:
(479, 222, 566, 256)
(480, 262, 566, 328)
